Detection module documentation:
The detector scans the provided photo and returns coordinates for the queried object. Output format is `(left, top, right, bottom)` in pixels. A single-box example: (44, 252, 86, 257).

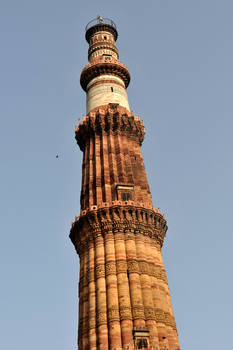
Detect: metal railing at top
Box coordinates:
(85, 16, 117, 32)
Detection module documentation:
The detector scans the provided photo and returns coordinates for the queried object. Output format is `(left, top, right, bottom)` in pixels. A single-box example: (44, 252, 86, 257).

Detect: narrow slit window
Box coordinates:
(111, 87, 114, 92)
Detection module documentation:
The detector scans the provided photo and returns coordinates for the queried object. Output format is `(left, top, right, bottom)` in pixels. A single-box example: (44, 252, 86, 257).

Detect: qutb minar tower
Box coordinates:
(70, 17, 180, 350)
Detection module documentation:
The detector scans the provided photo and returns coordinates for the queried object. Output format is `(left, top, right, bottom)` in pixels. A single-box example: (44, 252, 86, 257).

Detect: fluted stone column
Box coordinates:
(95, 234, 109, 350)
(150, 243, 174, 350)
(88, 239, 97, 350)
(124, 230, 145, 329)
(78, 252, 85, 350)
(99, 131, 111, 203)
(94, 133, 102, 204)
(104, 230, 122, 350)
(135, 233, 160, 350)
(114, 230, 134, 349)
(82, 249, 89, 350)
(156, 250, 180, 350)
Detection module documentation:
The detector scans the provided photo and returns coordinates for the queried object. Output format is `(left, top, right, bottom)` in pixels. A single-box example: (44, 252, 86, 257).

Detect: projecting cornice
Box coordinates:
(70, 204, 168, 255)
(80, 57, 130, 92)
(75, 104, 144, 151)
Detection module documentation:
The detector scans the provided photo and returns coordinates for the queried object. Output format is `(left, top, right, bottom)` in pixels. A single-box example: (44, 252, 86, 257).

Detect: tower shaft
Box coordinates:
(70, 17, 180, 350)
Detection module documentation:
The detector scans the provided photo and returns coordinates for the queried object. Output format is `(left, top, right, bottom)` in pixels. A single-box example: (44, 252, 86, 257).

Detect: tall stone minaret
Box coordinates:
(70, 17, 180, 350)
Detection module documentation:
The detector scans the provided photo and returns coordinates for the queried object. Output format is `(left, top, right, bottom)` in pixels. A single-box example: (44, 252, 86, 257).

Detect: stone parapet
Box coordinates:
(80, 56, 130, 92)
(75, 104, 144, 151)
(70, 205, 167, 255)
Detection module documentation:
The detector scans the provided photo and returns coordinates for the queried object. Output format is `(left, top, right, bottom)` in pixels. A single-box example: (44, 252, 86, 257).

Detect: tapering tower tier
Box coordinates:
(70, 17, 180, 350)
(80, 18, 130, 114)
(76, 105, 152, 210)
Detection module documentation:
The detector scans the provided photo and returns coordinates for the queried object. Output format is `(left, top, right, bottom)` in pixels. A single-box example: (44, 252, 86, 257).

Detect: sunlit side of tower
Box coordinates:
(70, 17, 180, 350)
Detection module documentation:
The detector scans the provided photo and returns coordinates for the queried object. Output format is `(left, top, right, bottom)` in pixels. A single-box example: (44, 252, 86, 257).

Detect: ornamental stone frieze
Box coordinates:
(75, 105, 145, 152)
(80, 57, 130, 92)
(70, 205, 167, 255)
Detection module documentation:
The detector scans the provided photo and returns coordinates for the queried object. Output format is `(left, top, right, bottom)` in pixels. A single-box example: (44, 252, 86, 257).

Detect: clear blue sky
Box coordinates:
(1, 1, 233, 349)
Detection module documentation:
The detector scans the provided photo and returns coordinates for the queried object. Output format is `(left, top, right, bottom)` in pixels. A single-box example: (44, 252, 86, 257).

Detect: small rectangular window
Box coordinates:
(116, 184, 134, 201)
(133, 330, 150, 350)
(111, 87, 114, 92)
(137, 339, 148, 349)
(102, 54, 112, 60)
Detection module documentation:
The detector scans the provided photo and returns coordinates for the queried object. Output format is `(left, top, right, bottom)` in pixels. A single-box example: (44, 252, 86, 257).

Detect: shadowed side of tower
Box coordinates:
(70, 17, 180, 350)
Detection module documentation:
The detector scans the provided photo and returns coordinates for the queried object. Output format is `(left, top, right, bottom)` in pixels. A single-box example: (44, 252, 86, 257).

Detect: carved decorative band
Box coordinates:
(95, 264, 105, 279)
(88, 43, 119, 59)
(150, 264, 168, 282)
(105, 261, 117, 275)
(108, 306, 120, 322)
(139, 261, 149, 274)
(164, 312, 173, 327)
(132, 305, 145, 320)
(160, 269, 167, 282)
(97, 312, 108, 326)
(127, 259, 140, 273)
(116, 260, 128, 273)
(89, 318, 96, 330)
(144, 307, 156, 320)
(154, 308, 165, 323)
(170, 315, 177, 330)
(153, 309, 177, 330)
(79, 276, 89, 289)
(88, 41, 118, 51)
(119, 306, 132, 320)
(78, 199, 163, 218)
(70, 206, 167, 255)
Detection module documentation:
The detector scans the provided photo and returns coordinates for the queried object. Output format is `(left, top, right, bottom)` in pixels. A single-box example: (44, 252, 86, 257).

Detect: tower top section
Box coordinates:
(81, 17, 130, 113)
(85, 16, 118, 43)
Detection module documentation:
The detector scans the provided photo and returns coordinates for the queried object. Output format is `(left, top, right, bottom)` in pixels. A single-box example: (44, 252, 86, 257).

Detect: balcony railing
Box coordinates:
(85, 17, 117, 32)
